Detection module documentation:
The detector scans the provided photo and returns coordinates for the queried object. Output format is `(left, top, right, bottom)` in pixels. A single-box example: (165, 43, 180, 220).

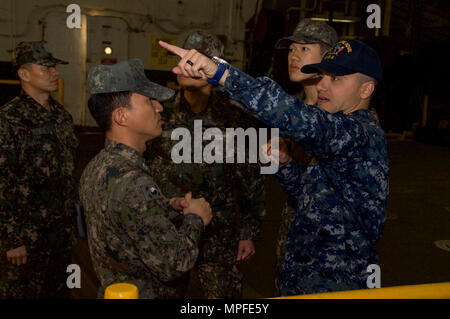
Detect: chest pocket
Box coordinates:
(54, 120, 79, 150)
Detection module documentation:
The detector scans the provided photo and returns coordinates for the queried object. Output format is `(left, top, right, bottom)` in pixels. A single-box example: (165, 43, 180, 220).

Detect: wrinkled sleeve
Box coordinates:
(0, 119, 30, 257)
(221, 66, 369, 156)
(274, 159, 305, 201)
(109, 174, 204, 282)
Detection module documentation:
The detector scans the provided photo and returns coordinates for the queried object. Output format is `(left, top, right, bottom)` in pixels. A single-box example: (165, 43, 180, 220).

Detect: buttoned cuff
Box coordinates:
(221, 66, 261, 92)
(275, 159, 303, 181)
(183, 213, 204, 243)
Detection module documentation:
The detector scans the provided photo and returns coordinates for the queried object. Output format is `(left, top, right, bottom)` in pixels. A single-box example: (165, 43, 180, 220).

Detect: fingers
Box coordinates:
(236, 241, 255, 261)
(6, 254, 27, 266)
(170, 197, 190, 211)
(6, 246, 27, 266)
(16, 255, 24, 266)
(180, 50, 207, 79)
(236, 248, 243, 261)
(186, 53, 208, 80)
(159, 41, 211, 80)
(262, 137, 292, 166)
(158, 41, 187, 58)
(184, 192, 192, 203)
(242, 248, 255, 260)
(179, 199, 189, 208)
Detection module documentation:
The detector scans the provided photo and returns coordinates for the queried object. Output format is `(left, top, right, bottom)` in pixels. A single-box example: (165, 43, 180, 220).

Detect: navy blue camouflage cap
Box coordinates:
(182, 30, 224, 58)
(301, 40, 383, 82)
(14, 41, 68, 67)
(87, 58, 174, 101)
(276, 19, 337, 49)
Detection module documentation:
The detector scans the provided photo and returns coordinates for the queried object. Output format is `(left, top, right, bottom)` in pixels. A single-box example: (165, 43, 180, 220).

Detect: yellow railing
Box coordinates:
(277, 282, 450, 299)
(103, 282, 450, 299)
(104, 283, 139, 299)
(0, 78, 64, 105)
(0, 79, 19, 85)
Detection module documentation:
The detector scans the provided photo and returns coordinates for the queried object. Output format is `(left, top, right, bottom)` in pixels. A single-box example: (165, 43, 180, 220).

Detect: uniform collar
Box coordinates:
(17, 91, 63, 125)
(19, 91, 59, 112)
(179, 89, 218, 116)
(348, 108, 371, 120)
(104, 139, 148, 171)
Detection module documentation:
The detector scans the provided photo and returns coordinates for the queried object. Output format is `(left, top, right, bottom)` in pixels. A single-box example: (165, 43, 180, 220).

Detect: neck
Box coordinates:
(183, 85, 212, 113)
(344, 100, 370, 115)
(106, 129, 147, 154)
(301, 78, 320, 105)
(22, 85, 51, 110)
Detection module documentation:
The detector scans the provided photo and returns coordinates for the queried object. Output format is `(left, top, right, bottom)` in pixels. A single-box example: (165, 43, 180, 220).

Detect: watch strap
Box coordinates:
(207, 62, 227, 86)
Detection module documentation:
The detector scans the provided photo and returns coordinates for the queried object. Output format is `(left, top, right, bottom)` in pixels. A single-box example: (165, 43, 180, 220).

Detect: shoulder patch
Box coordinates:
(140, 184, 163, 202)
(135, 176, 163, 202)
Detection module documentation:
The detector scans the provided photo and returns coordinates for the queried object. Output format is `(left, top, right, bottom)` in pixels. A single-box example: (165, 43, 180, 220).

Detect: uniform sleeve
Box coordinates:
(109, 174, 204, 282)
(0, 118, 30, 256)
(274, 159, 305, 201)
(234, 162, 266, 241)
(229, 109, 266, 241)
(221, 66, 369, 156)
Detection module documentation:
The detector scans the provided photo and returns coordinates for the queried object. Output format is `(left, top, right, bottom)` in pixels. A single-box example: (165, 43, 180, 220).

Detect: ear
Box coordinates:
(112, 107, 128, 127)
(17, 67, 29, 82)
(360, 81, 375, 100)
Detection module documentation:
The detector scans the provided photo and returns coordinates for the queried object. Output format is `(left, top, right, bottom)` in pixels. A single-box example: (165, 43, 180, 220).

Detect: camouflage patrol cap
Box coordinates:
(182, 30, 224, 58)
(87, 58, 174, 102)
(14, 41, 68, 67)
(276, 19, 337, 49)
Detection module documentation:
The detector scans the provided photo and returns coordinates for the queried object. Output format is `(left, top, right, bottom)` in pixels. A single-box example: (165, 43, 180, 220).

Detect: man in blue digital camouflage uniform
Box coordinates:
(159, 38, 389, 296)
(272, 19, 337, 293)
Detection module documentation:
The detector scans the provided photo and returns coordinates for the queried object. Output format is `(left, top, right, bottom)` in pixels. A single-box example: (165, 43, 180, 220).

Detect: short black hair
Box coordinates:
(319, 43, 332, 55)
(88, 91, 132, 131)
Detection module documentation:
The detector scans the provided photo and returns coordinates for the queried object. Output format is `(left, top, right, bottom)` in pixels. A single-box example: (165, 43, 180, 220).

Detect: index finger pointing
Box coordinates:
(158, 40, 187, 58)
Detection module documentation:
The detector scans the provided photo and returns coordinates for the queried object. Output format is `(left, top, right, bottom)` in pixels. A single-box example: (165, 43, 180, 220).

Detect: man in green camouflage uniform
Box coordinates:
(146, 31, 266, 298)
(79, 58, 212, 299)
(0, 41, 78, 298)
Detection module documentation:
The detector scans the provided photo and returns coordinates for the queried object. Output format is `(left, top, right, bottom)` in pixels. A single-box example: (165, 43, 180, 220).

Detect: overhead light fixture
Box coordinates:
(104, 46, 113, 55)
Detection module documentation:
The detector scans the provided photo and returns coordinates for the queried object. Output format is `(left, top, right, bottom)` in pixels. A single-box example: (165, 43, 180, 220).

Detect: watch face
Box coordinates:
(212, 56, 228, 65)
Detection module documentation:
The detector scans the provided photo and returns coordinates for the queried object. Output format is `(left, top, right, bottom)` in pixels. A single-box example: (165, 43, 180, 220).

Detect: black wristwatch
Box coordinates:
(207, 56, 230, 86)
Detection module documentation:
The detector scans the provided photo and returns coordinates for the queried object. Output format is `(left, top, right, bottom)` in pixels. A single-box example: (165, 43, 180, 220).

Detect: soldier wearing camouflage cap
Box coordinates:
(0, 41, 77, 299)
(13, 41, 68, 68)
(182, 30, 225, 58)
(145, 31, 265, 298)
(276, 19, 338, 94)
(79, 58, 212, 298)
(273, 19, 337, 293)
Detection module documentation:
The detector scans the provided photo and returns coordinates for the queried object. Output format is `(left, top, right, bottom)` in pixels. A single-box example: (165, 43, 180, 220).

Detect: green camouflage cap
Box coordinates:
(276, 19, 337, 49)
(182, 30, 224, 58)
(14, 41, 68, 67)
(87, 58, 174, 102)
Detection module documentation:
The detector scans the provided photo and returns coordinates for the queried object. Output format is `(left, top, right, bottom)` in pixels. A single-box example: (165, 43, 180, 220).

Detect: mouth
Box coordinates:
(317, 95, 330, 105)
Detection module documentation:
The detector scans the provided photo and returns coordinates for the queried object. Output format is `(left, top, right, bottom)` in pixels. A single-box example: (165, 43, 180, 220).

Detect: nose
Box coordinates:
(316, 75, 328, 93)
(154, 100, 163, 112)
(49, 66, 59, 77)
(289, 50, 300, 62)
